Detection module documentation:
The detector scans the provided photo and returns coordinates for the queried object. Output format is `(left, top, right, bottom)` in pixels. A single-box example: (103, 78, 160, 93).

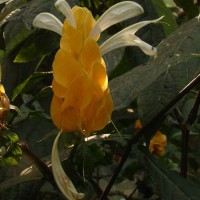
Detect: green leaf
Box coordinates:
(151, 0, 177, 36)
(162, 0, 177, 8)
(0, 49, 4, 60)
(14, 31, 60, 63)
(4, 22, 33, 56)
(174, 0, 199, 19)
(2, 0, 62, 58)
(0, 130, 22, 168)
(147, 154, 200, 200)
(110, 18, 200, 118)
(0, 0, 28, 25)
(11, 56, 44, 101)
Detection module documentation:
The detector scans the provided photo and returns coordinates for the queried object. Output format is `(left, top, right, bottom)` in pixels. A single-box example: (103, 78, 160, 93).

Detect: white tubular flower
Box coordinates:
(89, 1, 144, 38)
(55, 0, 76, 28)
(100, 17, 163, 56)
(52, 131, 85, 200)
(33, 13, 63, 35)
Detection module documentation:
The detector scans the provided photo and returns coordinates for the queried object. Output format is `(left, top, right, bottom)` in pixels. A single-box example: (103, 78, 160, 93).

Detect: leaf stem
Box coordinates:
(173, 107, 189, 178)
(19, 141, 57, 188)
(99, 74, 200, 200)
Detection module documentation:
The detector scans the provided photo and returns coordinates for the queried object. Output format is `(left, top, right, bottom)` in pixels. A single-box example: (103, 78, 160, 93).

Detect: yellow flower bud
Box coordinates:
(0, 84, 10, 127)
(149, 131, 167, 156)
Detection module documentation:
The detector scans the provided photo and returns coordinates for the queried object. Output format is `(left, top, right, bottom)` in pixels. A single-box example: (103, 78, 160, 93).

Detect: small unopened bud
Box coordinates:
(0, 84, 10, 127)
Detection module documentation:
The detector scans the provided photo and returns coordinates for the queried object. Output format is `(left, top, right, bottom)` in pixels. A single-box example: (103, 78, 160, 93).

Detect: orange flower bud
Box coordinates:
(149, 131, 167, 156)
(0, 84, 10, 127)
(134, 119, 142, 129)
(134, 120, 167, 156)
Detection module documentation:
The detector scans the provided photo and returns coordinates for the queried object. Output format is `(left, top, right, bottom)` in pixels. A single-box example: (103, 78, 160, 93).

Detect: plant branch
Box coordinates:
(186, 90, 200, 125)
(181, 89, 200, 177)
(99, 74, 200, 200)
(19, 141, 57, 188)
(173, 107, 189, 178)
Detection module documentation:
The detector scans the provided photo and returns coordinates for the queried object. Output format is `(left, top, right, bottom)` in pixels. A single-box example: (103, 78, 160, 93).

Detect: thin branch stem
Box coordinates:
(19, 142, 57, 188)
(173, 107, 189, 178)
(99, 74, 200, 200)
(181, 90, 200, 177)
(186, 90, 200, 125)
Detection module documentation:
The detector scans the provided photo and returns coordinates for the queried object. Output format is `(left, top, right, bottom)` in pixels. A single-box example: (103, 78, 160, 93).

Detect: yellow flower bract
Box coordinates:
(0, 84, 10, 126)
(134, 119, 167, 156)
(51, 6, 113, 136)
(149, 131, 167, 156)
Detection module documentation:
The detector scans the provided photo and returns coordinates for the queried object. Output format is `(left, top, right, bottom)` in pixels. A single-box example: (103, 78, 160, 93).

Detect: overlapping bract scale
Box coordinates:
(51, 6, 113, 136)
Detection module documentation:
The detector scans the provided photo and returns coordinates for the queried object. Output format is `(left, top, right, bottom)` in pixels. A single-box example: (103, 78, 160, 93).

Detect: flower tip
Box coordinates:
(33, 13, 63, 35)
(55, 0, 65, 5)
(90, 1, 144, 38)
(55, 0, 76, 28)
(148, 47, 157, 57)
(159, 16, 165, 20)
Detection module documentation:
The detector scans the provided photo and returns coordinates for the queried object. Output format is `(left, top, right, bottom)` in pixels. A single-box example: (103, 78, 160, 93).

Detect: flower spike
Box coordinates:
(100, 17, 163, 56)
(55, 0, 76, 28)
(90, 1, 144, 39)
(33, 13, 63, 35)
(33, 1, 163, 198)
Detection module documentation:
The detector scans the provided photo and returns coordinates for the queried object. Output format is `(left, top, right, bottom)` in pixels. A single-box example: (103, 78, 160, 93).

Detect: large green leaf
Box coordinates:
(14, 31, 60, 63)
(147, 154, 200, 200)
(11, 56, 45, 101)
(110, 17, 200, 120)
(2, 0, 57, 57)
(0, 0, 29, 25)
(151, 0, 177, 36)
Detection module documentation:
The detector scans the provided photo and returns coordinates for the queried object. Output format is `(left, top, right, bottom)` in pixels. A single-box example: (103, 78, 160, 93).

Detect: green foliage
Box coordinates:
(0, 0, 200, 199)
(151, 0, 177, 36)
(0, 130, 22, 168)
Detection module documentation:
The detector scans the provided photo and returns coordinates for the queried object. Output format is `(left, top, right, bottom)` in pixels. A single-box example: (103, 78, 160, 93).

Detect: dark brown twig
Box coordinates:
(186, 90, 200, 125)
(180, 90, 200, 177)
(19, 142, 57, 188)
(173, 107, 189, 178)
(99, 74, 200, 200)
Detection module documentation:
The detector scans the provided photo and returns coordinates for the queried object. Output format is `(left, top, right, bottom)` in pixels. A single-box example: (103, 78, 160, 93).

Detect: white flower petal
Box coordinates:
(100, 17, 163, 56)
(55, 0, 76, 28)
(131, 35, 157, 56)
(90, 1, 144, 38)
(33, 13, 63, 35)
(52, 131, 85, 200)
